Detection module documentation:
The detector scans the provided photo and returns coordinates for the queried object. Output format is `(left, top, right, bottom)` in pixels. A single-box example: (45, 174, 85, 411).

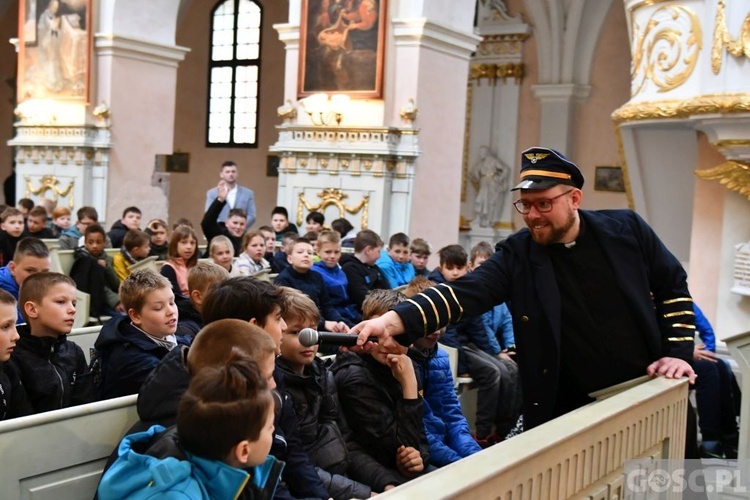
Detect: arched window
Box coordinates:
(207, 0, 262, 147)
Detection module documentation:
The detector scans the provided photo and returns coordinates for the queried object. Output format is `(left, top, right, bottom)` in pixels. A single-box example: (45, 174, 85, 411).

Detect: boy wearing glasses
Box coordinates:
(352, 146, 696, 430)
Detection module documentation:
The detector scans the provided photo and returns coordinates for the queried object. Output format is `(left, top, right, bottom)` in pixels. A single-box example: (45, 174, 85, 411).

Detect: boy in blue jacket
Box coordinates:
(98, 354, 283, 499)
(428, 245, 521, 447)
(376, 232, 415, 288)
(311, 230, 360, 326)
(386, 282, 483, 467)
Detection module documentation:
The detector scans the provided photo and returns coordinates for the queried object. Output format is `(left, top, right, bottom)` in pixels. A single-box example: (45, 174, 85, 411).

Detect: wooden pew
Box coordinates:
(0, 395, 138, 500)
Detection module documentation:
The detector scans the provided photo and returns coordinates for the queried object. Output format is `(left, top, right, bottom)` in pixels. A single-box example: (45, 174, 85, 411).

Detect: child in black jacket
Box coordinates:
(0, 289, 31, 420)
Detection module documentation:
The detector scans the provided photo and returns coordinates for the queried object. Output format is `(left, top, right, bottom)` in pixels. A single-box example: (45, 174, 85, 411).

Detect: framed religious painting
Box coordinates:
(298, 0, 386, 98)
(17, 0, 92, 102)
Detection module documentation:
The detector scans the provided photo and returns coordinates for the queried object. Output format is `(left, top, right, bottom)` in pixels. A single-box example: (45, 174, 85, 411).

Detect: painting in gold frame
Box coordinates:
(298, 0, 386, 98)
(18, 0, 92, 102)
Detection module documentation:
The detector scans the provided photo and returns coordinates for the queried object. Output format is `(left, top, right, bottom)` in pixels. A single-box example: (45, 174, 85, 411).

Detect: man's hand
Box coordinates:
(217, 181, 228, 202)
(498, 351, 516, 365)
(646, 356, 696, 384)
(348, 310, 405, 353)
(395, 445, 424, 477)
(694, 344, 718, 362)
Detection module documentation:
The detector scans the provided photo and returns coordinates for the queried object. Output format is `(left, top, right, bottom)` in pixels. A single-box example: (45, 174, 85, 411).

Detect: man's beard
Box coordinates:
(528, 210, 577, 246)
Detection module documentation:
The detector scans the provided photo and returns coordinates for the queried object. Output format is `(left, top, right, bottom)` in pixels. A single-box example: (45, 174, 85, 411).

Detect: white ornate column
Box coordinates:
(460, 1, 530, 249)
(613, 0, 750, 336)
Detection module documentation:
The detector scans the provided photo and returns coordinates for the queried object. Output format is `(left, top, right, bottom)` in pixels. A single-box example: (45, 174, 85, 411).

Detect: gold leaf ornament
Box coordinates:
(695, 161, 750, 200)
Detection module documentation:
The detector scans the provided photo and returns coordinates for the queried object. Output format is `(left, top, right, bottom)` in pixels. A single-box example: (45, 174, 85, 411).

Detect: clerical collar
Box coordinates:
(558, 216, 586, 249)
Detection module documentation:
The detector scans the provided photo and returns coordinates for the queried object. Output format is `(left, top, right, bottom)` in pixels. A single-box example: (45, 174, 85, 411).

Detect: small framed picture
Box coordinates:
(267, 155, 280, 177)
(594, 166, 626, 192)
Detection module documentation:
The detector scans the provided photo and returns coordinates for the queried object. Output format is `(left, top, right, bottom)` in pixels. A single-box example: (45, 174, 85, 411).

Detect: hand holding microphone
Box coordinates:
(298, 328, 379, 348)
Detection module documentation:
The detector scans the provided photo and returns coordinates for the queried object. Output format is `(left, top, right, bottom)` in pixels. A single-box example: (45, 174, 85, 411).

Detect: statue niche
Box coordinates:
(470, 145, 511, 228)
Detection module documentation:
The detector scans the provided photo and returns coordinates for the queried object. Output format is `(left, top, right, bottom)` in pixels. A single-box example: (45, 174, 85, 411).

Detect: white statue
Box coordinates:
(470, 146, 510, 227)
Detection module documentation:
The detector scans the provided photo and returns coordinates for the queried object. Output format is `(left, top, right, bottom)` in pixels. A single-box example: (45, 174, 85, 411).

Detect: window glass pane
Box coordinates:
(236, 0, 260, 60)
(211, 0, 235, 61)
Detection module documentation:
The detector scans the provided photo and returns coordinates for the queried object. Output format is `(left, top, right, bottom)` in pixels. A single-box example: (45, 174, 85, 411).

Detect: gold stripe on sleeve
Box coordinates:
(437, 283, 464, 320)
(406, 299, 428, 336)
(430, 288, 452, 323)
(667, 336, 695, 342)
(662, 297, 694, 305)
(420, 293, 440, 326)
(663, 311, 695, 318)
(671, 324, 696, 330)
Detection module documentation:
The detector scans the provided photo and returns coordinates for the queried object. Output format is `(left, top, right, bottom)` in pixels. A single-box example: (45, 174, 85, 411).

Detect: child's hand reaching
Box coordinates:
(387, 353, 417, 399)
(395, 445, 424, 477)
(97, 259, 106, 268)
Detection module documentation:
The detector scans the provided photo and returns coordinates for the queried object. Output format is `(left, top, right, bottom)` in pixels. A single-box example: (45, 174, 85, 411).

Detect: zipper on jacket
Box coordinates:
(49, 345, 64, 408)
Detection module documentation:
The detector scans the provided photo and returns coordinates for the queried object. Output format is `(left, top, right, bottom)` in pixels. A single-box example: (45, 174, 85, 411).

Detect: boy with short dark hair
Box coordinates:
(176, 262, 228, 339)
(271, 206, 299, 241)
(70, 224, 123, 319)
(340, 229, 389, 311)
(23, 206, 55, 239)
(258, 224, 276, 262)
(112, 229, 151, 281)
(10, 272, 94, 413)
(376, 232, 415, 288)
(277, 288, 402, 497)
(108, 206, 142, 249)
(271, 231, 298, 274)
(59, 206, 99, 250)
(16, 198, 34, 217)
(137, 278, 330, 500)
(409, 238, 432, 277)
(0, 207, 26, 266)
(332, 289, 430, 478)
(305, 211, 325, 234)
(202, 179, 248, 256)
(428, 244, 522, 447)
(94, 269, 189, 399)
(99, 353, 283, 499)
(0, 237, 50, 324)
(275, 238, 348, 333)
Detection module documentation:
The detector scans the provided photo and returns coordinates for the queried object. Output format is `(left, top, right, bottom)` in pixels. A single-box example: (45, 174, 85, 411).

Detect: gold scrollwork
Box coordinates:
(711, 0, 750, 74)
(630, 5, 702, 96)
(297, 188, 369, 229)
(25, 175, 75, 209)
(695, 160, 750, 201)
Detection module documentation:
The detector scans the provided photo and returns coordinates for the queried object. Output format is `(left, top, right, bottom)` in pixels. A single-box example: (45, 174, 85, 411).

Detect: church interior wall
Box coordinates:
(0, 1, 18, 199)
(689, 132, 730, 324)
(571, 1, 630, 211)
(170, 0, 288, 233)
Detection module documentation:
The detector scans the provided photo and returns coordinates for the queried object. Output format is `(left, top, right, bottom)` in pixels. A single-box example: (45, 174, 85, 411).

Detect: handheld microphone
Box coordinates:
(298, 328, 378, 348)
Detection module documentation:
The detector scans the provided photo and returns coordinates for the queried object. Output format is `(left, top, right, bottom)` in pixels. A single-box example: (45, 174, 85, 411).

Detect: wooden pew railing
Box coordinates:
(379, 377, 689, 499)
(0, 395, 138, 500)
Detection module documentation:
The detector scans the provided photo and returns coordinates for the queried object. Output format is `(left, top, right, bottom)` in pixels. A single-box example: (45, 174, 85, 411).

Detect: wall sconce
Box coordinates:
(299, 93, 350, 126)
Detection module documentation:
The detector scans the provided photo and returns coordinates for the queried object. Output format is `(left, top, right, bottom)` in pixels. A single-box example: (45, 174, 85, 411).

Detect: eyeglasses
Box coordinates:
(513, 189, 574, 214)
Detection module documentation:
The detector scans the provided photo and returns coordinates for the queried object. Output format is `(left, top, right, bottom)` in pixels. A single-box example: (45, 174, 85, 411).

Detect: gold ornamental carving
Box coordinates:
(469, 63, 524, 85)
(477, 34, 528, 57)
(695, 161, 750, 201)
(630, 5, 702, 96)
(711, 0, 750, 74)
(296, 188, 369, 229)
(25, 175, 75, 209)
(612, 94, 750, 123)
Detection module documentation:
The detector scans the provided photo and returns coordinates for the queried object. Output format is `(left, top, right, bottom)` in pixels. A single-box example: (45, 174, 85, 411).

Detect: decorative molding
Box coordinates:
(273, 22, 301, 50)
(695, 160, 750, 201)
(469, 63, 524, 84)
(612, 94, 750, 123)
(94, 34, 190, 67)
(711, 0, 750, 75)
(8, 125, 112, 149)
(25, 175, 75, 209)
(391, 18, 482, 60)
(461, 81, 473, 202)
(476, 34, 529, 57)
(630, 5, 702, 96)
(297, 188, 369, 229)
